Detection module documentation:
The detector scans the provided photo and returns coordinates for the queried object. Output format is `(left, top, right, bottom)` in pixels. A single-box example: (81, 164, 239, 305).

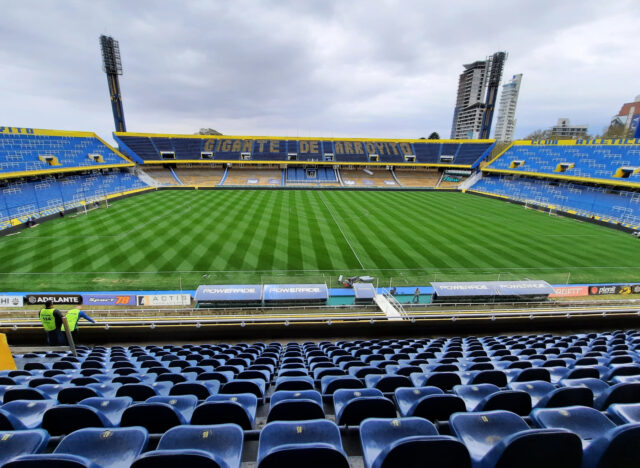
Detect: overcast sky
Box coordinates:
(1, 0, 638, 143)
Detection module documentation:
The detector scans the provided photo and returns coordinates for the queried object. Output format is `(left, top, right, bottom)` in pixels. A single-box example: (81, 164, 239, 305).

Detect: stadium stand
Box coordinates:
(224, 168, 283, 186)
(470, 175, 640, 228)
(114, 132, 495, 168)
(393, 169, 441, 187)
(2, 330, 640, 466)
(0, 128, 133, 177)
(140, 167, 181, 186)
(484, 139, 640, 187)
(340, 169, 398, 187)
(0, 170, 149, 229)
(286, 167, 339, 185)
(174, 167, 225, 186)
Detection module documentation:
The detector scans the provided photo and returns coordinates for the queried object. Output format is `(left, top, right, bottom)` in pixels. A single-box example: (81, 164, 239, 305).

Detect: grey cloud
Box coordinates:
(1, 0, 638, 141)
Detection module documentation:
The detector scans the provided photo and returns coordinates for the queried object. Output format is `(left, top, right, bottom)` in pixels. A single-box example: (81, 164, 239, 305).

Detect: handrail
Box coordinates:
(2, 305, 638, 329)
(381, 288, 407, 318)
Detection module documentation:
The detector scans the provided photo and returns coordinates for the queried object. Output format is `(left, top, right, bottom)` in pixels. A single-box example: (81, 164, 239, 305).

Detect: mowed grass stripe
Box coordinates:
(349, 191, 486, 269)
(322, 191, 423, 270)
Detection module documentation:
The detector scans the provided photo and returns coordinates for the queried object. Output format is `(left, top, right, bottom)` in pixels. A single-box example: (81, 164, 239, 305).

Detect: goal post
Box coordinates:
(81, 195, 109, 215)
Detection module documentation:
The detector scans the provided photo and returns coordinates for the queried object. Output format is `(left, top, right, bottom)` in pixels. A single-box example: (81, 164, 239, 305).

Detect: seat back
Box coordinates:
(192, 394, 257, 429)
(360, 417, 439, 467)
(54, 427, 149, 467)
(121, 402, 185, 433)
(450, 410, 530, 460)
(531, 406, 615, 442)
(42, 404, 110, 436)
(129, 424, 244, 468)
(80, 396, 133, 426)
(257, 419, 349, 468)
(453, 384, 500, 411)
(0, 430, 49, 466)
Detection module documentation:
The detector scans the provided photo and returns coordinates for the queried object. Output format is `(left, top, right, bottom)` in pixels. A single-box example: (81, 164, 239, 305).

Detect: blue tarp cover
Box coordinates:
(263, 284, 328, 301)
(353, 283, 375, 299)
(195, 285, 262, 302)
(432, 280, 555, 297)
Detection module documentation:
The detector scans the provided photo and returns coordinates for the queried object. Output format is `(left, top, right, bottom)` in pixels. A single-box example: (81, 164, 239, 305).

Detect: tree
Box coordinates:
(428, 132, 440, 139)
(524, 129, 550, 141)
(196, 128, 222, 135)
(598, 121, 629, 139)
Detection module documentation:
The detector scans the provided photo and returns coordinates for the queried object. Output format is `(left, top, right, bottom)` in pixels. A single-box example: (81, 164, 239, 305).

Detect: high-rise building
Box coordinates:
(494, 74, 523, 141)
(450, 52, 507, 140)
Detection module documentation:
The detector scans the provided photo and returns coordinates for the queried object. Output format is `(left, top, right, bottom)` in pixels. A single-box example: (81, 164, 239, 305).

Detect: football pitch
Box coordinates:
(1, 189, 639, 292)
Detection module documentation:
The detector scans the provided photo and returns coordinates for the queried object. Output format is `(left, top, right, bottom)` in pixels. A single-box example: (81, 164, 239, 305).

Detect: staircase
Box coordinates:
(390, 167, 402, 186)
(134, 168, 159, 187)
(169, 167, 183, 185)
(458, 171, 483, 191)
(374, 292, 406, 321)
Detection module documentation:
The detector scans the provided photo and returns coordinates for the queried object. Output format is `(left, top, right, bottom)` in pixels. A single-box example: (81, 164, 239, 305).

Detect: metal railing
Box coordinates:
(3, 304, 638, 329)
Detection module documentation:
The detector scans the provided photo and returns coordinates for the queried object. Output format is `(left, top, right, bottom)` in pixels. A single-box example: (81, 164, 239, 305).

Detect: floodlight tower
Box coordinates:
(99, 35, 127, 132)
(480, 51, 507, 139)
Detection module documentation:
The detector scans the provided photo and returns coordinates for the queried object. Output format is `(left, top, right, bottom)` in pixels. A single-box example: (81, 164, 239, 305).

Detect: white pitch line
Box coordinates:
(316, 192, 365, 270)
(2, 265, 640, 276)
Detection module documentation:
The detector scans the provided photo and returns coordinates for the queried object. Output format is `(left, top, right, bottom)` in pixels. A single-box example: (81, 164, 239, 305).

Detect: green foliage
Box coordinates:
(196, 128, 222, 135)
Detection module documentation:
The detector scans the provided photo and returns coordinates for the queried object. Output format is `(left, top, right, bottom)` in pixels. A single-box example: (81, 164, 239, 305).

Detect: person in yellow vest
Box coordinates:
(60, 308, 95, 344)
(39, 300, 64, 346)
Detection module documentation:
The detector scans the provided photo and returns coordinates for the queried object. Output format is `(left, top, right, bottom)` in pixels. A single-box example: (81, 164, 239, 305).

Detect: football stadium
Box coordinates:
(1, 3, 640, 467)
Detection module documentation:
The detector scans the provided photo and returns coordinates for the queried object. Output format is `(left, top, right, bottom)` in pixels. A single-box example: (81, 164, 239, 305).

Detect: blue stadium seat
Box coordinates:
(321, 375, 364, 395)
(131, 424, 244, 468)
(257, 419, 349, 468)
(360, 417, 471, 468)
(146, 395, 198, 422)
(458, 370, 507, 387)
(333, 388, 396, 426)
(121, 399, 192, 433)
(79, 397, 133, 426)
(410, 372, 461, 391)
(57, 386, 101, 404)
(115, 382, 171, 401)
(509, 380, 593, 408)
(221, 379, 266, 400)
(396, 386, 465, 422)
(191, 393, 257, 429)
(313, 367, 346, 380)
(531, 405, 640, 468)
(274, 376, 314, 392)
(0, 400, 56, 430)
(594, 382, 640, 410)
(450, 410, 582, 468)
(453, 384, 532, 416)
(169, 381, 219, 399)
(42, 403, 112, 435)
(562, 378, 609, 402)
(197, 371, 234, 384)
(3, 387, 47, 404)
(4, 427, 149, 468)
(505, 367, 551, 383)
(0, 430, 49, 466)
(607, 403, 640, 424)
(268, 390, 324, 422)
(364, 374, 412, 392)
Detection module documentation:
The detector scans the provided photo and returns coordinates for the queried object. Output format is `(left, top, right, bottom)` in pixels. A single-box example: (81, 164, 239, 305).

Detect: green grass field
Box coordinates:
(1, 189, 639, 292)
